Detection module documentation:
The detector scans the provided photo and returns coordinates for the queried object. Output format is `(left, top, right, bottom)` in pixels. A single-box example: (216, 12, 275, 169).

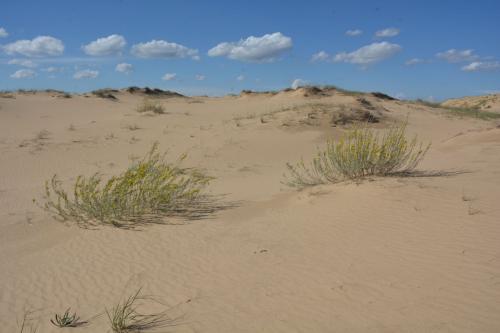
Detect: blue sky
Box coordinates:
(1, 0, 499, 100)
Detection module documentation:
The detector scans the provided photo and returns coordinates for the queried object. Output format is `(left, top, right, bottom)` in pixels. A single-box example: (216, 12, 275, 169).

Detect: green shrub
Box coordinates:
(40, 143, 211, 228)
(285, 123, 430, 188)
(136, 98, 165, 114)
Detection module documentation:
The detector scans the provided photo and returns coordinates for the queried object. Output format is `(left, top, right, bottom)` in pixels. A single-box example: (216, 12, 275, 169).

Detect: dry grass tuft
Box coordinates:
(107, 289, 177, 333)
(285, 123, 430, 188)
(136, 98, 165, 114)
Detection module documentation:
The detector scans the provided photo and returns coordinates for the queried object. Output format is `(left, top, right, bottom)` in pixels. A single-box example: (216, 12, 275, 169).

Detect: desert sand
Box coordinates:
(1, 87, 500, 332)
(442, 93, 500, 113)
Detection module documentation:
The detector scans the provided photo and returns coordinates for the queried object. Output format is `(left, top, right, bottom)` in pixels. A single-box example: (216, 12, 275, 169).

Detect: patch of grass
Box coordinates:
(50, 309, 87, 328)
(136, 98, 165, 114)
(285, 123, 430, 188)
(414, 99, 500, 120)
(39, 142, 212, 228)
(446, 107, 500, 120)
(107, 289, 175, 333)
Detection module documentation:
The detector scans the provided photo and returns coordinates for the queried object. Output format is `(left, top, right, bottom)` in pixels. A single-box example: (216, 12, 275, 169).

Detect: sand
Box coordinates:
(442, 93, 500, 113)
(1, 89, 500, 332)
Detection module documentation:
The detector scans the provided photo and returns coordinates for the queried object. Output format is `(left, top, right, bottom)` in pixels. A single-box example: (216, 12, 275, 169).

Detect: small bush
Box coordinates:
(136, 98, 165, 114)
(107, 289, 174, 333)
(40, 143, 212, 228)
(285, 123, 430, 187)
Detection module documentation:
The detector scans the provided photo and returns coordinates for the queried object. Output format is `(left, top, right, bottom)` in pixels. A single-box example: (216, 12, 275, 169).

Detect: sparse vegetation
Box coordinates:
(414, 99, 500, 120)
(92, 89, 118, 100)
(50, 309, 87, 328)
(39, 142, 212, 228)
(107, 289, 174, 333)
(285, 123, 430, 187)
(124, 124, 141, 131)
(136, 98, 165, 114)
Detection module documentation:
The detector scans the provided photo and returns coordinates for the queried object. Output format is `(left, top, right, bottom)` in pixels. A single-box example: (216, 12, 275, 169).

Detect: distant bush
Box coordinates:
(136, 98, 165, 114)
(40, 143, 211, 228)
(285, 123, 430, 187)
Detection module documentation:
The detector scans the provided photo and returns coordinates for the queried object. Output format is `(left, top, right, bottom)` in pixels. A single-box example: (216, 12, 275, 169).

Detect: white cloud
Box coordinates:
(42, 66, 62, 73)
(405, 58, 424, 65)
(0, 27, 8, 38)
(461, 61, 500, 72)
(375, 28, 400, 38)
(291, 78, 307, 89)
(436, 49, 478, 63)
(10, 69, 36, 79)
(311, 51, 330, 62)
(7, 59, 38, 68)
(162, 73, 176, 81)
(333, 42, 402, 66)
(3, 36, 64, 57)
(208, 32, 292, 62)
(73, 69, 99, 79)
(83, 34, 126, 56)
(115, 62, 133, 74)
(195, 74, 205, 81)
(346, 29, 363, 36)
(237, 75, 245, 81)
(131, 40, 199, 59)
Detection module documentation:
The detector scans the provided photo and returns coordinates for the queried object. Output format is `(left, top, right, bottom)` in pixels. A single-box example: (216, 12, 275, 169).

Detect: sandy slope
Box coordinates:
(442, 93, 500, 113)
(1, 89, 500, 332)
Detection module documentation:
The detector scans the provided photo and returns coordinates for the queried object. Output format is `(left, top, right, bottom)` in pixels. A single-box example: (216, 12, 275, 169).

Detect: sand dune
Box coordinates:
(442, 93, 500, 113)
(1, 88, 500, 332)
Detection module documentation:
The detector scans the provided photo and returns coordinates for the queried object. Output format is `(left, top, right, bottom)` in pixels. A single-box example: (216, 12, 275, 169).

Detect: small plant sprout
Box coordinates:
(50, 308, 87, 328)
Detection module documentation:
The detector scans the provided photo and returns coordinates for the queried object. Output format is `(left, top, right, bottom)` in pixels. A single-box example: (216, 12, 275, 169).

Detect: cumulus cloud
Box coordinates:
(311, 51, 330, 62)
(436, 49, 478, 63)
(0, 27, 8, 38)
(405, 58, 425, 65)
(131, 40, 199, 59)
(208, 32, 292, 62)
(237, 75, 245, 81)
(333, 42, 401, 66)
(115, 62, 133, 74)
(346, 29, 363, 36)
(8, 59, 38, 68)
(375, 28, 400, 38)
(10, 69, 36, 79)
(73, 69, 99, 79)
(461, 61, 500, 72)
(42, 66, 62, 73)
(291, 78, 307, 89)
(3, 36, 64, 57)
(195, 74, 205, 81)
(162, 73, 176, 81)
(83, 34, 126, 56)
